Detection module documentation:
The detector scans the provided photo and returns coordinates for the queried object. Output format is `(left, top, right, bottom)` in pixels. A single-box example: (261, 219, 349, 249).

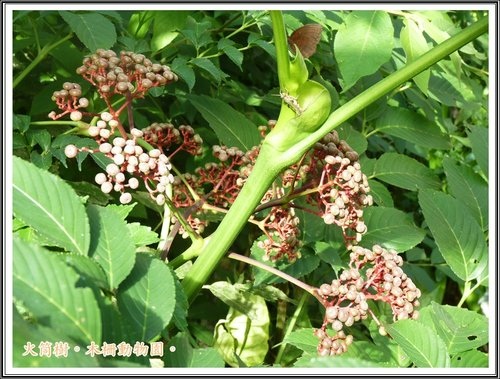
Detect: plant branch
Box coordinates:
(181, 15, 488, 303)
(228, 252, 319, 298)
(13, 33, 73, 89)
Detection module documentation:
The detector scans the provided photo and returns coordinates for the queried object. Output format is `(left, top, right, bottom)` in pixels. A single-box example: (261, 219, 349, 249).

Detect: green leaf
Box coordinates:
(68, 181, 110, 206)
(191, 57, 228, 83)
(105, 203, 136, 220)
(335, 11, 394, 90)
(87, 205, 136, 290)
(429, 303, 488, 354)
(295, 355, 387, 368)
(151, 11, 188, 51)
(283, 328, 318, 355)
(117, 254, 176, 342)
(127, 223, 160, 247)
(13, 307, 100, 367)
(362, 206, 426, 252)
(164, 333, 224, 367)
(427, 69, 479, 110)
(386, 319, 451, 367)
(376, 107, 450, 149)
(336, 124, 368, 155)
(468, 125, 488, 176)
(172, 273, 189, 332)
(451, 350, 488, 368)
(59, 11, 116, 52)
(51, 134, 99, 169)
(30, 151, 53, 170)
(190, 348, 225, 368)
(182, 17, 212, 50)
(13, 156, 90, 255)
(249, 35, 275, 58)
(204, 282, 262, 321)
(297, 210, 326, 244)
(13, 237, 101, 344)
(127, 11, 154, 39)
(373, 152, 441, 191)
(32, 129, 52, 151)
(62, 253, 108, 290)
(400, 18, 431, 93)
(164, 333, 192, 367)
(188, 94, 261, 151)
(419, 189, 487, 281)
(213, 293, 269, 367)
(220, 43, 244, 70)
(413, 11, 462, 78)
(14, 114, 31, 133)
(251, 240, 320, 285)
(367, 179, 394, 207)
(443, 157, 488, 231)
(171, 57, 196, 91)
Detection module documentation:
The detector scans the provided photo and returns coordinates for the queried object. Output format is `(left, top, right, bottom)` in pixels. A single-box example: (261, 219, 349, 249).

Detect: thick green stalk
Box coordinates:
(270, 11, 290, 86)
(275, 16, 489, 168)
(182, 15, 488, 302)
(181, 145, 283, 300)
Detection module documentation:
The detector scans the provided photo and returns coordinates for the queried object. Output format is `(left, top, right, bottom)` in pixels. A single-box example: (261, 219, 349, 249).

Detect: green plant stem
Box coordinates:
(182, 145, 282, 300)
(30, 120, 84, 128)
(270, 11, 290, 86)
(169, 237, 208, 269)
(13, 33, 73, 89)
(181, 15, 488, 303)
(228, 252, 318, 298)
(274, 16, 489, 169)
(157, 187, 173, 253)
(275, 291, 309, 365)
(458, 278, 486, 308)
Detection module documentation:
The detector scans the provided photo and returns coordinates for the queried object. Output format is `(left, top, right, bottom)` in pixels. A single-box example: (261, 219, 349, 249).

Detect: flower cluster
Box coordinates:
(142, 123, 203, 157)
(257, 188, 301, 262)
(64, 112, 175, 205)
(48, 82, 89, 121)
(51, 50, 202, 206)
(314, 244, 421, 356)
(307, 132, 373, 248)
(76, 49, 177, 100)
(349, 245, 421, 322)
(172, 145, 257, 211)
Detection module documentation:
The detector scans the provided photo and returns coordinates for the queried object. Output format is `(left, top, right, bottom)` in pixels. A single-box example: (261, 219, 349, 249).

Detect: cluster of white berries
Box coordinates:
(314, 244, 421, 356)
(320, 154, 373, 247)
(350, 245, 421, 322)
(48, 82, 89, 121)
(64, 112, 174, 205)
(314, 329, 354, 357)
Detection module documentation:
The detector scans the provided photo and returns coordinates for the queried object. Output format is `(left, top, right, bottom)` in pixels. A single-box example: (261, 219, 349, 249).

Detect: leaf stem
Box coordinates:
(13, 33, 73, 89)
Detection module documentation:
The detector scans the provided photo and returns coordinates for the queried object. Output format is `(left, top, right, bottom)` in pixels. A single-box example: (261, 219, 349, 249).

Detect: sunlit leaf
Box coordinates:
(387, 319, 451, 367)
(374, 152, 441, 190)
(335, 11, 394, 90)
(188, 94, 261, 150)
(13, 156, 90, 255)
(419, 189, 487, 281)
(117, 254, 176, 342)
